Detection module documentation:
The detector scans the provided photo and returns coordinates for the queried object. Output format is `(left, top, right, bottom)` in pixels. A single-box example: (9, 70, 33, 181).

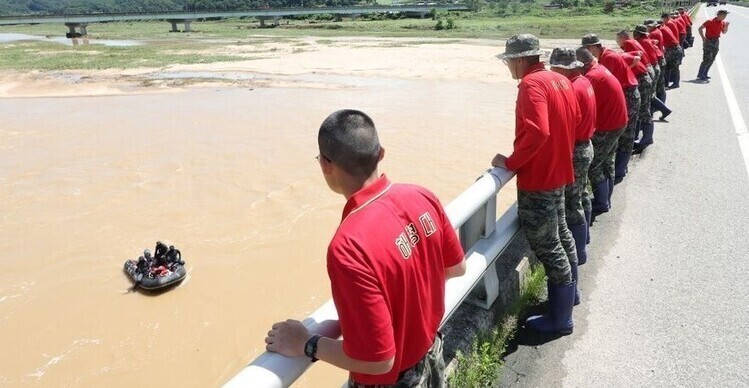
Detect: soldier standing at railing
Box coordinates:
(264, 109, 466, 387)
(548, 47, 596, 306)
(677, 6, 694, 48)
(575, 47, 628, 220)
(581, 33, 640, 184)
(697, 9, 730, 82)
(492, 34, 580, 335)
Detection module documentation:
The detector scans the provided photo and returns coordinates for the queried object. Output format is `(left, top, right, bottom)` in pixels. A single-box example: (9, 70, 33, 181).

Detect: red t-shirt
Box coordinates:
(674, 17, 687, 36)
(680, 12, 692, 26)
(505, 63, 577, 191)
(637, 36, 662, 61)
(570, 74, 596, 141)
(659, 23, 680, 48)
(650, 28, 665, 52)
(702, 18, 726, 39)
(620, 52, 648, 77)
(584, 63, 628, 132)
(328, 175, 464, 385)
(665, 19, 680, 41)
(622, 38, 654, 66)
(599, 47, 638, 89)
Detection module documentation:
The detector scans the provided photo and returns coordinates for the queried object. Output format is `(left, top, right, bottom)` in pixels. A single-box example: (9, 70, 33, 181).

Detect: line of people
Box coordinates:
(259, 6, 734, 388)
(491, 6, 699, 336)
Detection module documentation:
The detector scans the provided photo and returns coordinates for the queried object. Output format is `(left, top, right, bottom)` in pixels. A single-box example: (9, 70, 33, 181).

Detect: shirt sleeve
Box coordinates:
(327, 242, 396, 362)
(505, 80, 550, 171)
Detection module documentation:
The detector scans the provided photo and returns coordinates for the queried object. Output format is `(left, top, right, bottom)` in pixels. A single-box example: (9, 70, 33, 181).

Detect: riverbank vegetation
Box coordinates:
(0, 2, 663, 70)
(448, 264, 547, 387)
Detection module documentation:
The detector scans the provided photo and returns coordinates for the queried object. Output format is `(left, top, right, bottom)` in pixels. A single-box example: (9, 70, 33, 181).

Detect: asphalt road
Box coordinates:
(499, 4, 749, 387)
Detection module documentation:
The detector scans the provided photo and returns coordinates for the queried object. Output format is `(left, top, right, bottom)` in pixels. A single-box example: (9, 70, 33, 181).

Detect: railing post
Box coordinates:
(460, 193, 500, 310)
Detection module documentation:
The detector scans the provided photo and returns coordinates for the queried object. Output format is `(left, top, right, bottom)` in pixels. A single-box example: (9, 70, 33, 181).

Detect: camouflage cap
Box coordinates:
(633, 24, 650, 36)
(498, 34, 543, 59)
(581, 33, 601, 46)
(549, 47, 583, 69)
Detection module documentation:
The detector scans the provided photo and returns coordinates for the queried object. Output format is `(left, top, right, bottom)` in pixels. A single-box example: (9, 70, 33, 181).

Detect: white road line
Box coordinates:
(701, 6, 749, 179)
(715, 57, 749, 180)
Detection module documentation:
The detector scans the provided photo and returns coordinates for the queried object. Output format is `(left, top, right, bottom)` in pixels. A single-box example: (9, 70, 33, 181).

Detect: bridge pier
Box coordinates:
(167, 19, 193, 32)
(258, 17, 281, 28)
(64, 22, 88, 38)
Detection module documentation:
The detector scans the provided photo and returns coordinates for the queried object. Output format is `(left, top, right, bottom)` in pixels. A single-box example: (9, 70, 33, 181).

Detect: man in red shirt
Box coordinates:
(697, 10, 730, 81)
(582, 33, 639, 183)
(661, 12, 685, 89)
(645, 19, 669, 103)
(265, 110, 466, 387)
(549, 47, 594, 298)
(678, 7, 694, 48)
(492, 34, 579, 334)
(576, 47, 627, 219)
(616, 30, 656, 154)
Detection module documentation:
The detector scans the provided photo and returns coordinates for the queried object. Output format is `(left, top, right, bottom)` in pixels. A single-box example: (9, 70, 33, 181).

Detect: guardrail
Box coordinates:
(224, 167, 518, 387)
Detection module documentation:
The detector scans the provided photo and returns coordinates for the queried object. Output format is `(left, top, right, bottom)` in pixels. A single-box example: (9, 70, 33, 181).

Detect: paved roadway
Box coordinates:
(500, 4, 749, 387)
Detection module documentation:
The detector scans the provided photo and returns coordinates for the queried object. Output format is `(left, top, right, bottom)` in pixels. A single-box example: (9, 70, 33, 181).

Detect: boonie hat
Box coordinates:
(549, 47, 583, 69)
(581, 33, 601, 46)
(644, 18, 656, 26)
(633, 25, 650, 36)
(498, 34, 544, 59)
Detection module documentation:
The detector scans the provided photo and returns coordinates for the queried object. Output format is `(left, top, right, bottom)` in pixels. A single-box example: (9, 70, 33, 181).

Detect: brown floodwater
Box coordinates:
(0, 76, 517, 387)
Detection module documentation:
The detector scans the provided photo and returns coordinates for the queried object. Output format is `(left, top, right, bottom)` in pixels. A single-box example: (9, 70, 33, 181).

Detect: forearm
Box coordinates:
(316, 337, 394, 375)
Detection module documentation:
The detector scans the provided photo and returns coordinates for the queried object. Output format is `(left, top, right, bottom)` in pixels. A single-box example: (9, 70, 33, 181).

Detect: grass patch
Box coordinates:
(0, 41, 247, 70)
(448, 263, 547, 387)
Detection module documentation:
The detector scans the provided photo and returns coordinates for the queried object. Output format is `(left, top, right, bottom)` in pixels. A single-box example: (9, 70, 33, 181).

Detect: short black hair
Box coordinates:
(576, 46, 595, 65)
(318, 109, 382, 179)
(524, 55, 541, 65)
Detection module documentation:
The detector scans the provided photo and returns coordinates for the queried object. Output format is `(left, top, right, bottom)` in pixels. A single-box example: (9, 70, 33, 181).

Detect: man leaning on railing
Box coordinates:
(263, 109, 466, 387)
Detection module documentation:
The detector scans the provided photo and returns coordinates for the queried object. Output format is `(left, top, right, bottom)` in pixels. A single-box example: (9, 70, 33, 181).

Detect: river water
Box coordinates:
(0, 76, 516, 386)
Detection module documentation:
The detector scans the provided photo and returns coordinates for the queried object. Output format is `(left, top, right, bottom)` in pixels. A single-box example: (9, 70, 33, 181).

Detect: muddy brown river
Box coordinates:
(0, 75, 517, 386)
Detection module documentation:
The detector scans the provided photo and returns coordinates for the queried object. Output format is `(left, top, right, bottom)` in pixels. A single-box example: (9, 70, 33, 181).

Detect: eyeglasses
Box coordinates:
(315, 153, 331, 163)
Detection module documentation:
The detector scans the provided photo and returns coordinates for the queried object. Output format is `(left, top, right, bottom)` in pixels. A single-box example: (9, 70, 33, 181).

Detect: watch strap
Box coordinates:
(304, 334, 322, 362)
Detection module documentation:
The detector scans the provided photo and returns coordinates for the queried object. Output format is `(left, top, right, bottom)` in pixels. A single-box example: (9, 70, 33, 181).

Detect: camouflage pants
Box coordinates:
(664, 46, 685, 86)
(589, 128, 624, 186)
(348, 334, 445, 388)
(656, 59, 667, 101)
(565, 140, 593, 226)
(518, 188, 575, 286)
(618, 86, 641, 154)
(636, 73, 653, 125)
(699, 38, 720, 77)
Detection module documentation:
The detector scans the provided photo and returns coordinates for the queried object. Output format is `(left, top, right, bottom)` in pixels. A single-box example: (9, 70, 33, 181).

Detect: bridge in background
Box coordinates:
(0, 5, 470, 35)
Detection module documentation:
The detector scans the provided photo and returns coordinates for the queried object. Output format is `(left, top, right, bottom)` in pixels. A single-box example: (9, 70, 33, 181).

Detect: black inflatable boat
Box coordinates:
(124, 241, 187, 291)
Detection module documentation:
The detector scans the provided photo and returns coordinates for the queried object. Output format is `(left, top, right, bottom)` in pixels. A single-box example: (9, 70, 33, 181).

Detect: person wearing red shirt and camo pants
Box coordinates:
(581, 33, 640, 183)
(678, 7, 694, 48)
(697, 10, 730, 81)
(492, 34, 581, 335)
(549, 47, 596, 304)
(264, 110, 467, 387)
(576, 47, 628, 220)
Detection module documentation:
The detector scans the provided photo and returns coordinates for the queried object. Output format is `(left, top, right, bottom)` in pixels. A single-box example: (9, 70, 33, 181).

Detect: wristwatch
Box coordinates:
(304, 334, 322, 362)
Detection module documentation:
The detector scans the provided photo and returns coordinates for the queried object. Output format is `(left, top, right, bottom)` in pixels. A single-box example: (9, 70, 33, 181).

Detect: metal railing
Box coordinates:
(224, 167, 518, 387)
